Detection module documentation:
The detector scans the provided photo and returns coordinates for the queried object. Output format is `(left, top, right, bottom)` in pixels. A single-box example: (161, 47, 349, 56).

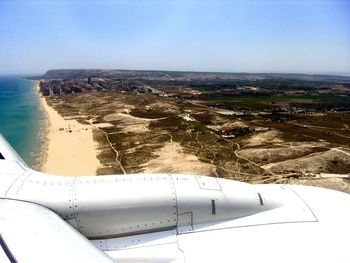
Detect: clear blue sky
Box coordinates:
(0, 0, 349, 75)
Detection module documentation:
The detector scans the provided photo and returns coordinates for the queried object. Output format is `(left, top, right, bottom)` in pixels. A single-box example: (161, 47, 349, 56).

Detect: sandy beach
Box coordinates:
(35, 81, 100, 176)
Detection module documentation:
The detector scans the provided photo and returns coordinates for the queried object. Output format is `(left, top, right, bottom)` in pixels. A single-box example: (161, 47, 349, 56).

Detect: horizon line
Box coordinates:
(1, 68, 350, 78)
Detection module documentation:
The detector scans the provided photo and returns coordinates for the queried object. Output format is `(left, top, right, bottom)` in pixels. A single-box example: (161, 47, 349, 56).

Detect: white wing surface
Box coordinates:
(1, 133, 350, 262)
(0, 199, 114, 263)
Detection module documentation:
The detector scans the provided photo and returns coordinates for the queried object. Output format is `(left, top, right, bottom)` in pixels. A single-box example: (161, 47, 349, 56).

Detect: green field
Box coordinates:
(207, 94, 347, 102)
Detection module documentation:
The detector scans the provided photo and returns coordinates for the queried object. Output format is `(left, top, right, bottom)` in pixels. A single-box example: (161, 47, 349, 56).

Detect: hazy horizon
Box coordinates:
(2, 68, 350, 78)
(1, 0, 349, 75)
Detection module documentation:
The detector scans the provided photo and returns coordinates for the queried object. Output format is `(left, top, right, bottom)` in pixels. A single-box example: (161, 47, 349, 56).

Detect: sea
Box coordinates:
(0, 76, 45, 168)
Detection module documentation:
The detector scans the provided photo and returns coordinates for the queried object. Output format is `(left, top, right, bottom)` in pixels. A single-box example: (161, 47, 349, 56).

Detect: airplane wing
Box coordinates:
(1, 133, 350, 262)
(0, 199, 114, 263)
(0, 134, 28, 167)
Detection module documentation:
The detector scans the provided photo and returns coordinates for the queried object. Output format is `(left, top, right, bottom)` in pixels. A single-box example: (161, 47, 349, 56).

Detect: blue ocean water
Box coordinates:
(0, 77, 44, 167)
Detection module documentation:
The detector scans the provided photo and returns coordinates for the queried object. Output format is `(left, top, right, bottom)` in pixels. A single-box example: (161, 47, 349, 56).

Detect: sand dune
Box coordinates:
(142, 142, 215, 175)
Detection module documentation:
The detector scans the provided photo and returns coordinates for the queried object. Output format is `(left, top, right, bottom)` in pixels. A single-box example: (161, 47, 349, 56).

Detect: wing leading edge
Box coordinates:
(0, 134, 28, 167)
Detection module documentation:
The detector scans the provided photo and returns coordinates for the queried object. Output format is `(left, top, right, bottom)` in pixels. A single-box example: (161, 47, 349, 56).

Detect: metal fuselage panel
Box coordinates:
(0, 161, 27, 197)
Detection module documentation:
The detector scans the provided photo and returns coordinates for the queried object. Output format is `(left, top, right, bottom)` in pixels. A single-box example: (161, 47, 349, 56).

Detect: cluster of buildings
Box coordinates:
(38, 78, 161, 96)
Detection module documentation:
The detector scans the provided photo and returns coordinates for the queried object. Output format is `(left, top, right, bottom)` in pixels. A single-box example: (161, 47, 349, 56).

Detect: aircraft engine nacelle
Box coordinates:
(67, 174, 281, 238)
(5, 171, 282, 239)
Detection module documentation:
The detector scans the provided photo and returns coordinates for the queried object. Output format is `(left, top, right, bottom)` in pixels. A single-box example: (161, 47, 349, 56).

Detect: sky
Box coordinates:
(0, 0, 349, 75)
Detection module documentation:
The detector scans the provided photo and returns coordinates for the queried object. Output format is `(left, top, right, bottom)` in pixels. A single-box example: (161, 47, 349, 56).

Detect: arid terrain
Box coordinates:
(45, 89, 350, 193)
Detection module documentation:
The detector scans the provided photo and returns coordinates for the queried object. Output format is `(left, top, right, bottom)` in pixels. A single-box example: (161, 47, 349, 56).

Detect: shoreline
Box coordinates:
(34, 80, 49, 171)
(34, 81, 100, 176)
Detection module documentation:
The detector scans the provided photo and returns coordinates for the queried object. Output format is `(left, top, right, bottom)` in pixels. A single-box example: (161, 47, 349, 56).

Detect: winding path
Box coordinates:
(88, 119, 126, 174)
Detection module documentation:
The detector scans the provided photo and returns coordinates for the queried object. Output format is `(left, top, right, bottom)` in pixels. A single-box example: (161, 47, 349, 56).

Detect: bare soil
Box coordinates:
(46, 91, 350, 193)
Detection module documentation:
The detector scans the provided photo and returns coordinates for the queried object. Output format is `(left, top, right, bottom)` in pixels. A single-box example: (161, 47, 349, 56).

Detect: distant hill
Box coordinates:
(31, 69, 350, 82)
